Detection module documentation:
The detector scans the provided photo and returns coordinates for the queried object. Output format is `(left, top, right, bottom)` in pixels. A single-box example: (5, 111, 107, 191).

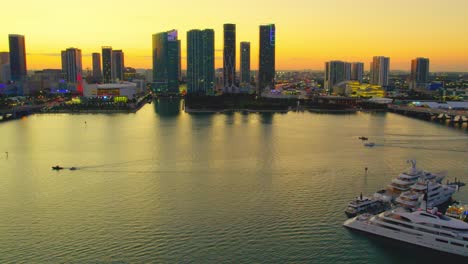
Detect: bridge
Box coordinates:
(0, 105, 44, 122)
(388, 105, 468, 123)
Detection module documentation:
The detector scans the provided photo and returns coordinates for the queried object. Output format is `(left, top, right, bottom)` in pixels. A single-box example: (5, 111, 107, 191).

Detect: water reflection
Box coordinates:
(153, 98, 181, 117)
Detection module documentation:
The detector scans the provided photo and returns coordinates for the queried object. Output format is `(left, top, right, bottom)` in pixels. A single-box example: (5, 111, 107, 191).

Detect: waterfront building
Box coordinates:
(152, 30, 180, 94)
(240, 42, 250, 86)
(8, 34, 27, 82)
(343, 81, 385, 98)
(410, 57, 430, 90)
(258, 24, 276, 95)
(111, 50, 124, 81)
(351, 62, 364, 82)
(324, 61, 348, 94)
(83, 81, 141, 99)
(92, 53, 102, 80)
(345, 62, 352, 81)
(102, 47, 112, 83)
(223, 24, 237, 93)
(0, 52, 9, 82)
(187, 29, 215, 95)
(370, 56, 390, 86)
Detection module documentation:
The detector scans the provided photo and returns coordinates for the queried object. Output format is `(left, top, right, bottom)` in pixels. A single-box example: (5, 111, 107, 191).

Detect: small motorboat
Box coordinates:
(358, 136, 368, 141)
(52, 165, 64, 170)
(364, 142, 375, 147)
(69, 167, 78, 171)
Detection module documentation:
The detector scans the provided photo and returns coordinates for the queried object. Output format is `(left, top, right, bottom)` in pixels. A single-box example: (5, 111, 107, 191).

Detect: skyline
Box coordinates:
(1, 0, 468, 71)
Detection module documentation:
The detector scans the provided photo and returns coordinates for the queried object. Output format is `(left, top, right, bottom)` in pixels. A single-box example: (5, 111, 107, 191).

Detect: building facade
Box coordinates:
(324, 61, 348, 94)
(102, 46, 112, 83)
(351, 62, 364, 82)
(187, 29, 215, 95)
(92, 53, 102, 80)
(61, 48, 82, 83)
(370, 56, 390, 86)
(8, 34, 27, 82)
(111, 50, 124, 81)
(152, 30, 180, 94)
(410, 57, 430, 89)
(240, 42, 250, 85)
(223, 24, 236, 93)
(0, 52, 9, 82)
(258, 24, 276, 95)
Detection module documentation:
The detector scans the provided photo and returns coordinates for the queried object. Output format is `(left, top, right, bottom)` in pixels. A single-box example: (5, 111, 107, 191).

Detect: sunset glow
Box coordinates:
(1, 0, 467, 71)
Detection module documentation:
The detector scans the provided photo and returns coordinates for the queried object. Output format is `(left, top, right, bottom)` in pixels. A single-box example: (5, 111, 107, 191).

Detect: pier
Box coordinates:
(388, 105, 468, 124)
(0, 105, 43, 122)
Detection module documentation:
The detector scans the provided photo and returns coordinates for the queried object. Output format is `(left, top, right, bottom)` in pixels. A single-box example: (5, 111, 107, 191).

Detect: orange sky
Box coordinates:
(1, 0, 467, 71)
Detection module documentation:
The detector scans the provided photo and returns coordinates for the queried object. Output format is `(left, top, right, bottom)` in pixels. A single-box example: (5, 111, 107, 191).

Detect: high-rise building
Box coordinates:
(61, 48, 82, 83)
(8, 34, 27, 81)
(92, 53, 102, 79)
(324, 61, 348, 94)
(187, 29, 215, 95)
(351, 62, 364, 82)
(240, 42, 250, 84)
(112, 50, 124, 81)
(1, 64, 11, 83)
(0, 52, 10, 82)
(223, 24, 236, 92)
(258, 24, 275, 95)
(102, 46, 112, 83)
(370, 56, 390, 86)
(410, 57, 430, 89)
(152, 30, 180, 94)
(345, 62, 352, 81)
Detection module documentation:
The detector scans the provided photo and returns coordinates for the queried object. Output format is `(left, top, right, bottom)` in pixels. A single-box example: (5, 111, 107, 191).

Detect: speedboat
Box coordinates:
(52, 165, 64, 170)
(364, 142, 375, 147)
(344, 207, 468, 257)
(69, 167, 78, 171)
(358, 136, 368, 141)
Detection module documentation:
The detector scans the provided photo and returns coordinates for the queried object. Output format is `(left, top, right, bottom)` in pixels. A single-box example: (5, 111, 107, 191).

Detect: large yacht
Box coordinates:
(343, 208, 468, 257)
(386, 160, 444, 195)
(396, 180, 456, 209)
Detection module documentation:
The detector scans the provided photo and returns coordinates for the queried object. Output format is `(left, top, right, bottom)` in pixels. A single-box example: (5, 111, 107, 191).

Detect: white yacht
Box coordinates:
(343, 208, 468, 257)
(396, 180, 456, 209)
(386, 160, 444, 195)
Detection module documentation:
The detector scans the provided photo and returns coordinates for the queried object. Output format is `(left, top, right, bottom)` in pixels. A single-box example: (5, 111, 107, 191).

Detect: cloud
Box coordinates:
(27, 53, 61, 57)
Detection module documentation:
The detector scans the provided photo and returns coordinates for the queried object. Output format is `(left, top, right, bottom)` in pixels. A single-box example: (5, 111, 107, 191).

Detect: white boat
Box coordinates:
(343, 208, 468, 257)
(364, 142, 375, 147)
(396, 180, 456, 209)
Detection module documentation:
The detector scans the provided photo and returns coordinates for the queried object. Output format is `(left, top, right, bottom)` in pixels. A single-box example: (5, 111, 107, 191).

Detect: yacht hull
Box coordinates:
(343, 218, 468, 257)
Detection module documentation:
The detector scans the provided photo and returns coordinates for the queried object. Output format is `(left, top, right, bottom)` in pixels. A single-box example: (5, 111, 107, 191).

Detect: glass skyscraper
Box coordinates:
(102, 46, 112, 83)
(324, 61, 348, 94)
(258, 24, 275, 95)
(240, 42, 250, 85)
(223, 24, 236, 92)
(187, 29, 215, 95)
(8, 34, 27, 82)
(152, 30, 180, 94)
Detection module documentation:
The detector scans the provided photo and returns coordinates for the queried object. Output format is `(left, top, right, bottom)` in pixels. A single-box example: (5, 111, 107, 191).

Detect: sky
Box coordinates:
(1, 0, 467, 71)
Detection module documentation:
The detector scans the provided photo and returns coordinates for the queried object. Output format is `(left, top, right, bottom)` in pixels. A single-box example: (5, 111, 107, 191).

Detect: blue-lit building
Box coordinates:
(152, 30, 180, 94)
(258, 24, 275, 95)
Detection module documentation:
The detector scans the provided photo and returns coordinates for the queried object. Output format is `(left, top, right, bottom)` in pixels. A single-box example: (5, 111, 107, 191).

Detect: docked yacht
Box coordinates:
(396, 180, 456, 209)
(343, 208, 468, 257)
(386, 160, 444, 195)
